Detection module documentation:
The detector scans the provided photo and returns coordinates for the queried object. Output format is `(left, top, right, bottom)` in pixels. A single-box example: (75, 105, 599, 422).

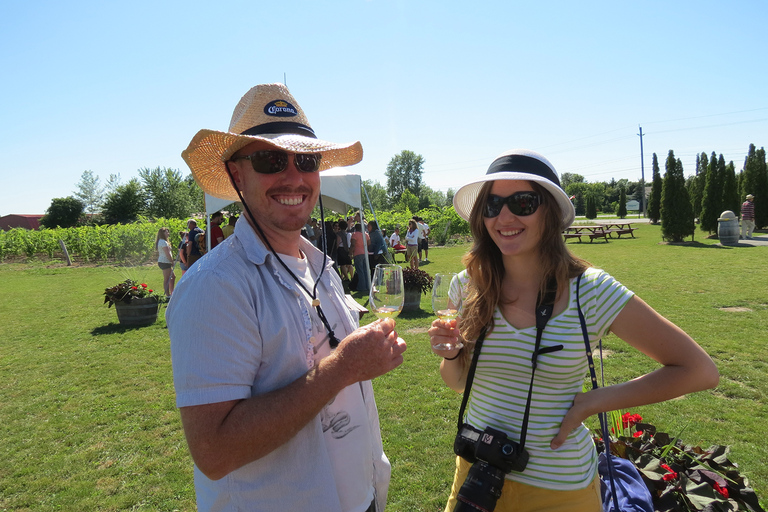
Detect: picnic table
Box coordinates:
(601, 222, 639, 238)
(563, 225, 609, 243)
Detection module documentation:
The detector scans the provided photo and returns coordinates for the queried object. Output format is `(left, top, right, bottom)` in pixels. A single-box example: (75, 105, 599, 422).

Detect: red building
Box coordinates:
(0, 214, 44, 231)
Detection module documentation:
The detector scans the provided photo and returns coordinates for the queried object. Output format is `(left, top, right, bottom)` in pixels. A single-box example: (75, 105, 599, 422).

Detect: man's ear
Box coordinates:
(226, 161, 243, 191)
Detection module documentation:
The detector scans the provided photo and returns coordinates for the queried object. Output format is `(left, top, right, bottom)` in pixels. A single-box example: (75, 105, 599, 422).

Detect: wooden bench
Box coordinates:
(563, 226, 609, 243)
(603, 224, 638, 239)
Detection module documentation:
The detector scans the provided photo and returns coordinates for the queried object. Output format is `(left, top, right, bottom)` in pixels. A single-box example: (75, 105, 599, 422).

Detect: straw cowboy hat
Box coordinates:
(453, 149, 576, 229)
(181, 83, 363, 202)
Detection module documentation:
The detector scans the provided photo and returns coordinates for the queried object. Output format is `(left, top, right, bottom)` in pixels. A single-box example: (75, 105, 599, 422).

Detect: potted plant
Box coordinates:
(104, 279, 160, 326)
(402, 267, 433, 311)
(594, 412, 765, 512)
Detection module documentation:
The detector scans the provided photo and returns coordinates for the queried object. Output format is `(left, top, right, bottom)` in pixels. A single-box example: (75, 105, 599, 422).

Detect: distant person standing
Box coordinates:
(178, 231, 189, 274)
(222, 214, 237, 239)
(155, 227, 176, 298)
(405, 219, 420, 270)
(209, 211, 225, 249)
(186, 219, 204, 268)
(741, 194, 755, 240)
(418, 217, 430, 263)
(351, 223, 371, 292)
(367, 221, 387, 278)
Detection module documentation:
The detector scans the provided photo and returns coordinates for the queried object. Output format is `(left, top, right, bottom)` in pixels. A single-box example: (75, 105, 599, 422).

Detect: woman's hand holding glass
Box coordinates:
(430, 273, 464, 352)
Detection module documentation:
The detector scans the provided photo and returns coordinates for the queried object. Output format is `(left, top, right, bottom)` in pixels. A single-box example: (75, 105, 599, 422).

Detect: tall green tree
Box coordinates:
(362, 180, 389, 213)
(101, 179, 145, 224)
(699, 152, 722, 234)
(689, 153, 706, 221)
(394, 189, 419, 215)
(73, 170, 105, 214)
(40, 196, 85, 228)
(617, 187, 627, 218)
(660, 151, 694, 242)
(185, 175, 205, 216)
(140, 167, 193, 219)
(741, 144, 768, 228)
(647, 153, 663, 224)
(721, 159, 740, 216)
(585, 195, 597, 219)
(385, 150, 424, 202)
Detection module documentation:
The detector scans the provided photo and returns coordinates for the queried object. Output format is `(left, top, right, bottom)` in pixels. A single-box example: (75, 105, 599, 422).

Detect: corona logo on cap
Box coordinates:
(264, 100, 299, 117)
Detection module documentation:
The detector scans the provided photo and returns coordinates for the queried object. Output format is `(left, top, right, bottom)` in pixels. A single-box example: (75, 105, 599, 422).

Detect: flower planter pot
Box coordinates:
(403, 287, 423, 312)
(114, 297, 159, 326)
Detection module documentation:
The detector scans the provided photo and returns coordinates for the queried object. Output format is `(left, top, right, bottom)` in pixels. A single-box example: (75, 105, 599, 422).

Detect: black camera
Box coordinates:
(452, 424, 529, 512)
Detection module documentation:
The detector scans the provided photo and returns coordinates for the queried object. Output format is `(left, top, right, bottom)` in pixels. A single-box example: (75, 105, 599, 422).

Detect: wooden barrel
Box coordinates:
(114, 297, 159, 326)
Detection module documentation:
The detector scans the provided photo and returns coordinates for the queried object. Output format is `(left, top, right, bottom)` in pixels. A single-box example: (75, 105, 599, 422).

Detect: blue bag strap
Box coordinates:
(576, 273, 621, 511)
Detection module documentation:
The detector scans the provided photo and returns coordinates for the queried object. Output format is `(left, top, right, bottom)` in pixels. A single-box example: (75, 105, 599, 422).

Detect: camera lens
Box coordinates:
(454, 460, 506, 512)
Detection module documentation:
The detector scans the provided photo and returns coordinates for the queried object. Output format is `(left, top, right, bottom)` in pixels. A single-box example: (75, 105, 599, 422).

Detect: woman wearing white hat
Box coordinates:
(429, 149, 719, 512)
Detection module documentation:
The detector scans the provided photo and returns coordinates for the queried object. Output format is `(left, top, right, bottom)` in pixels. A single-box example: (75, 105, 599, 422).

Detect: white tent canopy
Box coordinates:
(203, 170, 370, 277)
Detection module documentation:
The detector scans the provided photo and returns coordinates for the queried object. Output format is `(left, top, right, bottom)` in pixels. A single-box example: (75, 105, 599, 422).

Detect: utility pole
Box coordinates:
(638, 126, 646, 217)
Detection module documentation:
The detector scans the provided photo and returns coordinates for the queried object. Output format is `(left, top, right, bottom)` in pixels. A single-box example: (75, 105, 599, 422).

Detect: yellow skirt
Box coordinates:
(444, 456, 601, 512)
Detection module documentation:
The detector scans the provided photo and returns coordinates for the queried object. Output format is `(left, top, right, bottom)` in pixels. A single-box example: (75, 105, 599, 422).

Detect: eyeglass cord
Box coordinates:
(227, 168, 341, 348)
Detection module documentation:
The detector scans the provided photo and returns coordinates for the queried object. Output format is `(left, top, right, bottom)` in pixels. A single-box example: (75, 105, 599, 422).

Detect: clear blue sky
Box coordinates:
(1, 0, 766, 215)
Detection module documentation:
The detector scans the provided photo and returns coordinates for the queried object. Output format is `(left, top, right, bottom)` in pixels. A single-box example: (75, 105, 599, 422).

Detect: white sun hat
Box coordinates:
(452, 149, 575, 229)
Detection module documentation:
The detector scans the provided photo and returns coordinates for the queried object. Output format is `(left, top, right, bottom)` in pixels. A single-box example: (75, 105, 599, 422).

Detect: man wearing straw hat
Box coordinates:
(740, 193, 755, 240)
(167, 83, 406, 512)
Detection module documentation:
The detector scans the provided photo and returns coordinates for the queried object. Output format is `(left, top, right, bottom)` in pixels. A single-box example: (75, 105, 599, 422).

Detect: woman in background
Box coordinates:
(155, 227, 175, 298)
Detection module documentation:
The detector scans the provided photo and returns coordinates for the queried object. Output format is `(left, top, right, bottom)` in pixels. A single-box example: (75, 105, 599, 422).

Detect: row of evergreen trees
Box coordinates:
(646, 144, 767, 242)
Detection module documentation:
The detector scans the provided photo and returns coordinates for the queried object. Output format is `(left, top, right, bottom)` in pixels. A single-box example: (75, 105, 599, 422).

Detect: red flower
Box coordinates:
(147, 289, 153, 293)
(131, 286, 138, 290)
(662, 472, 678, 482)
(661, 463, 678, 481)
(633, 431, 643, 438)
(713, 483, 729, 499)
(141, 283, 148, 288)
(622, 412, 643, 428)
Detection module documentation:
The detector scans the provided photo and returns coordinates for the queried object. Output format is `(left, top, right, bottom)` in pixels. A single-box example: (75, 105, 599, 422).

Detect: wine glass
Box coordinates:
(431, 273, 464, 351)
(369, 264, 404, 320)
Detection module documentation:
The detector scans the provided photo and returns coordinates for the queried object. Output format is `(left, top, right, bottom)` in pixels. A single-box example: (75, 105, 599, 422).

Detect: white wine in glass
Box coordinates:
(431, 273, 464, 351)
(369, 264, 404, 320)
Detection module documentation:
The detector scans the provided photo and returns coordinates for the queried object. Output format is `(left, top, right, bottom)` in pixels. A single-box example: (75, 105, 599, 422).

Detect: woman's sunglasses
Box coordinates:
(484, 191, 541, 218)
(231, 150, 322, 174)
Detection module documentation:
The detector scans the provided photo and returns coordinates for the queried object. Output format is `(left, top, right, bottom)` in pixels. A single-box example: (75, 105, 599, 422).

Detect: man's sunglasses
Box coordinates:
(484, 191, 541, 218)
(231, 150, 322, 174)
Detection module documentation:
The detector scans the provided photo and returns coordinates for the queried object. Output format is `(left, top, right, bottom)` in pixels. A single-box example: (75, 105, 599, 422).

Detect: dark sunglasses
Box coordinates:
(484, 191, 541, 218)
(231, 150, 322, 174)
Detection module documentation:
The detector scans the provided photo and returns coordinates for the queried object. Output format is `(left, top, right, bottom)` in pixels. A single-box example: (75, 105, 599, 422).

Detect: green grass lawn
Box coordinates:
(1, 224, 766, 511)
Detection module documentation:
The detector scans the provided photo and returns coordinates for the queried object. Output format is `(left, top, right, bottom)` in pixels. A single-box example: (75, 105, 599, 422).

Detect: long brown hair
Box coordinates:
(459, 181, 589, 349)
(154, 227, 170, 251)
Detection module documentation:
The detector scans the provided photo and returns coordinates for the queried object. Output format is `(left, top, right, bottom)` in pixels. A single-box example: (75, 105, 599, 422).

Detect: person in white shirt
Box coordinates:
(389, 227, 401, 248)
(168, 83, 406, 512)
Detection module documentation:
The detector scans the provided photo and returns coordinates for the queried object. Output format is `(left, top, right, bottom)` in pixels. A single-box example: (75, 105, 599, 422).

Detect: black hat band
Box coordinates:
(487, 154, 560, 187)
(241, 121, 317, 139)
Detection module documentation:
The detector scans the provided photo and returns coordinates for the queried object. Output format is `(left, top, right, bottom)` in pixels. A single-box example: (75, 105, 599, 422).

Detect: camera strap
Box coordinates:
(457, 277, 559, 450)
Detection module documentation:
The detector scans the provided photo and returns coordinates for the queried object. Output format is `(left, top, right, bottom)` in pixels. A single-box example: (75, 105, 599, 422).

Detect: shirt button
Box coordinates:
(310, 336, 316, 344)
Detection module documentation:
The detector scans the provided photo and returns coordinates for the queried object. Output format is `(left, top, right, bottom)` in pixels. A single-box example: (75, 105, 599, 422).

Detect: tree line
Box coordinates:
(646, 144, 767, 242)
(39, 144, 766, 247)
(41, 167, 213, 229)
